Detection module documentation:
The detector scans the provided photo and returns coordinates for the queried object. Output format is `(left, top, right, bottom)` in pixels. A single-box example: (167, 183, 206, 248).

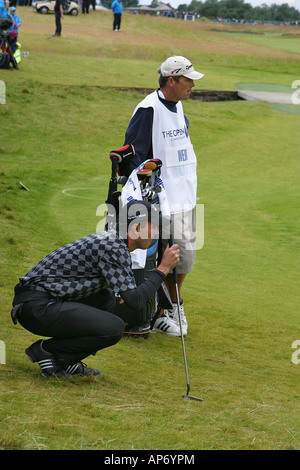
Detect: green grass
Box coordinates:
(0, 9, 299, 450)
(4, 10, 300, 89)
(232, 33, 300, 56)
(236, 82, 296, 93)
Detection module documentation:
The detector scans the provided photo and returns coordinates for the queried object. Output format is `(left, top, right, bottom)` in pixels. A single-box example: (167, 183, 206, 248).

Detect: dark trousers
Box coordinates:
(55, 11, 62, 35)
(113, 13, 122, 30)
(13, 289, 125, 366)
(82, 0, 89, 13)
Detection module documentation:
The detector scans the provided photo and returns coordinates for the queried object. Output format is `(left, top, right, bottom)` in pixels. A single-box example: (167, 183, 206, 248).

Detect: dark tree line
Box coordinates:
(102, 0, 300, 21)
(177, 0, 300, 21)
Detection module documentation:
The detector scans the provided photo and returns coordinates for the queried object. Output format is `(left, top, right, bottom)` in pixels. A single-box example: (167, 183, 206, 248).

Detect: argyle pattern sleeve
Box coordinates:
(15, 230, 136, 300)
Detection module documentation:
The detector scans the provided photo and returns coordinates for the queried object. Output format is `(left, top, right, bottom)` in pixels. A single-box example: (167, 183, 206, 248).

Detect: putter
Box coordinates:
(170, 236, 203, 403)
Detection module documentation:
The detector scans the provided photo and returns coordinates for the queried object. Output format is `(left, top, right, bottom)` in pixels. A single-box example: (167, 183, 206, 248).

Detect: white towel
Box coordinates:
(121, 162, 149, 269)
(120, 161, 171, 269)
(120, 162, 144, 205)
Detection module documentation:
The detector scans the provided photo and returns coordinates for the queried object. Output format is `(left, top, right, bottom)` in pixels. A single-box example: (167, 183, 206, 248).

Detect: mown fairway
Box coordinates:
(0, 8, 299, 450)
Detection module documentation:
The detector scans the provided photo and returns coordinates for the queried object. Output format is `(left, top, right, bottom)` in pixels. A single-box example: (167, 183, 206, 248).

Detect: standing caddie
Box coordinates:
(121, 56, 204, 337)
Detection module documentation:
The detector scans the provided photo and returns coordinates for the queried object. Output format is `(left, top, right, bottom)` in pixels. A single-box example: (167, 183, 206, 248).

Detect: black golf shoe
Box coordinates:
(25, 339, 71, 378)
(64, 362, 101, 376)
(123, 322, 151, 339)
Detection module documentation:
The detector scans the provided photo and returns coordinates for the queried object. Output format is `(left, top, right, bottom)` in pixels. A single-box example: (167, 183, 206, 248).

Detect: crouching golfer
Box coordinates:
(11, 201, 180, 378)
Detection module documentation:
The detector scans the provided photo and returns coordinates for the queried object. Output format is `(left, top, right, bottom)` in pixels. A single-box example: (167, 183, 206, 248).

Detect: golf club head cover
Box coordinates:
(109, 144, 135, 163)
(136, 168, 152, 181)
(144, 159, 162, 172)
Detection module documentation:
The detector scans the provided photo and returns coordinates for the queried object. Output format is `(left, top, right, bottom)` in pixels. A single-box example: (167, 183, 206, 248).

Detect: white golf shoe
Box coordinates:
(168, 301, 188, 336)
(152, 312, 181, 336)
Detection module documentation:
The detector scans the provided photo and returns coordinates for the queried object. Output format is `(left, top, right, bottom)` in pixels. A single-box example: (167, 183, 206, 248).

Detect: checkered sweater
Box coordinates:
(15, 230, 137, 300)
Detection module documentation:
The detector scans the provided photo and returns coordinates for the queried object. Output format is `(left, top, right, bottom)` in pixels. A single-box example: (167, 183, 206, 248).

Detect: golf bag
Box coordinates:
(105, 145, 172, 335)
(0, 18, 19, 70)
(0, 49, 9, 68)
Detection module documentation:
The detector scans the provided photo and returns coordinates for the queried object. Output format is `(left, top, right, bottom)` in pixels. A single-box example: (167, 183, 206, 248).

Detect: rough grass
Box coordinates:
(4, 9, 300, 88)
(0, 8, 299, 451)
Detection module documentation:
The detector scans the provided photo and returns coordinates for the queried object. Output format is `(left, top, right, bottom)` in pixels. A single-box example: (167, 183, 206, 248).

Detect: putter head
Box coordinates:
(182, 394, 203, 402)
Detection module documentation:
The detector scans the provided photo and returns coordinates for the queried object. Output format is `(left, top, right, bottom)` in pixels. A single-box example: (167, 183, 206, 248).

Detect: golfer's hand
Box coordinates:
(157, 244, 180, 276)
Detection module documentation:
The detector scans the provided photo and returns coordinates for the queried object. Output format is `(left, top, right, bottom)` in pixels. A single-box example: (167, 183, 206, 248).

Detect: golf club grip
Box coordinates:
(111, 157, 118, 179)
(169, 235, 178, 284)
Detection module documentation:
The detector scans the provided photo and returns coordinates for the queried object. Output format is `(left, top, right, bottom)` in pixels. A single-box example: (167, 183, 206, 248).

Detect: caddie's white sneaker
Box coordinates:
(168, 302, 188, 336)
(152, 312, 180, 336)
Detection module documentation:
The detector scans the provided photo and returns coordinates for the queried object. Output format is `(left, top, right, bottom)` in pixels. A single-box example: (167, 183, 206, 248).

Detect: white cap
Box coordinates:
(159, 56, 204, 81)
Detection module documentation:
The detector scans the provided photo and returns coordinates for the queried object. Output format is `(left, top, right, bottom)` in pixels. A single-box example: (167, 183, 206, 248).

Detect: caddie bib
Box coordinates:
(134, 91, 197, 214)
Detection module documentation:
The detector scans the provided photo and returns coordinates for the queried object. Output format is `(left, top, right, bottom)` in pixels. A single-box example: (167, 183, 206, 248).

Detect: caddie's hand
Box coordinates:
(157, 244, 180, 276)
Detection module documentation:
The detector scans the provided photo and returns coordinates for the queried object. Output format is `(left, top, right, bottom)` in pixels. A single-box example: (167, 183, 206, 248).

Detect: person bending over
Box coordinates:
(11, 201, 179, 378)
